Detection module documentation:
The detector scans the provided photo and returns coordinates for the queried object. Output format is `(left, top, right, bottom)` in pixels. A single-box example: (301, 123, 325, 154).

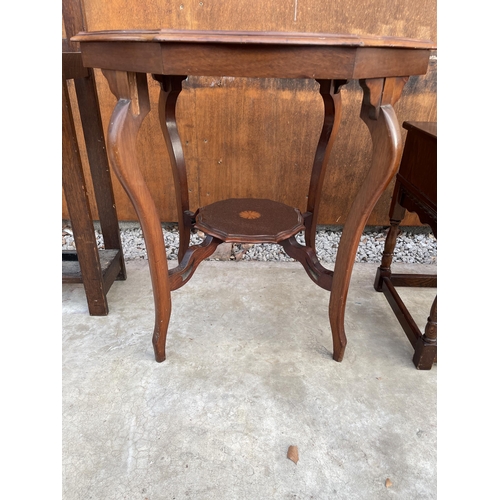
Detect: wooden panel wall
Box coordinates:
(62, 0, 437, 226)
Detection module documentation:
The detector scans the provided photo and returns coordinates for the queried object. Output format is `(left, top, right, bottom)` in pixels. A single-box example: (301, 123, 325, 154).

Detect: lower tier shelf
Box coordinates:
(194, 198, 305, 243)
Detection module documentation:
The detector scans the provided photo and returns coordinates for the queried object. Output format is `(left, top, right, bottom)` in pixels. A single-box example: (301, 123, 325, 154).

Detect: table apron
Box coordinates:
(80, 41, 430, 80)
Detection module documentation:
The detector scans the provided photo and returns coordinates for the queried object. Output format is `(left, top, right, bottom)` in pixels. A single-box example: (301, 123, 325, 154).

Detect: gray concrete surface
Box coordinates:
(62, 260, 437, 499)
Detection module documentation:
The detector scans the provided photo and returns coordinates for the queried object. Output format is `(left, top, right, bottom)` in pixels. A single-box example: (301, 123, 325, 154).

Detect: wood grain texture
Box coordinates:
(63, 0, 436, 226)
(194, 198, 305, 243)
(73, 29, 434, 48)
(81, 0, 435, 39)
(329, 76, 408, 361)
(103, 69, 173, 362)
(62, 0, 127, 317)
(62, 75, 108, 315)
(156, 74, 191, 261)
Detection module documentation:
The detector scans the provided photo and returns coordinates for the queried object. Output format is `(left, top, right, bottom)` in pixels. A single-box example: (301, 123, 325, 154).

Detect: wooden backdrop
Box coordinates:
(62, 0, 437, 227)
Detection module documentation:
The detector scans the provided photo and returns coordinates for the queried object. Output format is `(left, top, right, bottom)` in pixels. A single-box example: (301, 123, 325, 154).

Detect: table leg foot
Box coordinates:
(413, 296, 437, 369)
(413, 341, 436, 370)
(332, 334, 347, 362)
(150, 290, 173, 362)
(153, 315, 170, 362)
(374, 265, 390, 292)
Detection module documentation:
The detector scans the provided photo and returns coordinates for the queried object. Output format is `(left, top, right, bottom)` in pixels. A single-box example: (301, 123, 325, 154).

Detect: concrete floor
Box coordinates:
(62, 260, 437, 500)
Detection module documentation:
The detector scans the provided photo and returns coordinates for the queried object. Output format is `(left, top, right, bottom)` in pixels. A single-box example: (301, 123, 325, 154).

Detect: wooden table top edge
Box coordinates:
(403, 121, 437, 139)
(71, 29, 436, 50)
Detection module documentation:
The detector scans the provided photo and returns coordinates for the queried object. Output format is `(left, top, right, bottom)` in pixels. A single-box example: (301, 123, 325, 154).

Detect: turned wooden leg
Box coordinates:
(304, 79, 346, 251)
(102, 70, 172, 362)
(329, 77, 408, 361)
(413, 295, 437, 369)
(374, 194, 406, 291)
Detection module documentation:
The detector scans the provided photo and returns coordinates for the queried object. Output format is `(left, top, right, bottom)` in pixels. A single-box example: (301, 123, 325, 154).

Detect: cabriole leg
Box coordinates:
(329, 77, 408, 362)
(102, 70, 172, 362)
(155, 74, 192, 262)
(374, 195, 407, 291)
(304, 79, 346, 251)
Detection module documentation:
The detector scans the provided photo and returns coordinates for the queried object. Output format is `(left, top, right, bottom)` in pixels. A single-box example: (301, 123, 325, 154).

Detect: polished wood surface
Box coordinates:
(374, 121, 437, 369)
(73, 29, 434, 79)
(305, 79, 345, 251)
(195, 198, 305, 244)
(74, 29, 434, 362)
(154, 74, 191, 262)
(73, 28, 434, 46)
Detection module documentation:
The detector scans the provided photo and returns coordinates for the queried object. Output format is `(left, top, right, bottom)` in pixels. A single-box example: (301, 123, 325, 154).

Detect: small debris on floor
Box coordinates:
(210, 242, 232, 261)
(287, 445, 299, 464)
(385, 478, 393, 488)
(234, 243, 253, 261)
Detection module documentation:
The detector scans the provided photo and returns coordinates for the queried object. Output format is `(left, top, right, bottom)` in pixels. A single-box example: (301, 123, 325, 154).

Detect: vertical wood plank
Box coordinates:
(62, 0, 436, 226)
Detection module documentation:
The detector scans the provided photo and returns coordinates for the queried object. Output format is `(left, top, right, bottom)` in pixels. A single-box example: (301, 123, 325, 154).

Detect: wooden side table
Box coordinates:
(72, 29, 435, 362)
(374, 121, 437, 369)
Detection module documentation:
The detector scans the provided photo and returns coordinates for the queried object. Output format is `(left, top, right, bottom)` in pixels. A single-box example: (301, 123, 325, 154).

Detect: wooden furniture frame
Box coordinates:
(374, 121, 437, 369)
(62, 0, 126, 315)
(72, 29, 435, 361)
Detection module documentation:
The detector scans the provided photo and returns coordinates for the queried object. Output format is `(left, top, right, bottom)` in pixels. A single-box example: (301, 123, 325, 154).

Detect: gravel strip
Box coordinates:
(62, 222, 437, 265)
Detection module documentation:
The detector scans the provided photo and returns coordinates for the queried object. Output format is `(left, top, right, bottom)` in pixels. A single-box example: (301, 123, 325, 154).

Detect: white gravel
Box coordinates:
(62, 222, 437, 265)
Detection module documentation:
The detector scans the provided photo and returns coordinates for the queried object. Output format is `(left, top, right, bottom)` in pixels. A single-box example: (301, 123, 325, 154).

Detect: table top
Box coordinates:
(72, 29, 436, 49)
(72, 29, 435, 80)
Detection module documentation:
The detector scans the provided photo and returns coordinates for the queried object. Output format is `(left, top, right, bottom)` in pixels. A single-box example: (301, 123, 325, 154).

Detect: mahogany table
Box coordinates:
(72, 29, 435, 363)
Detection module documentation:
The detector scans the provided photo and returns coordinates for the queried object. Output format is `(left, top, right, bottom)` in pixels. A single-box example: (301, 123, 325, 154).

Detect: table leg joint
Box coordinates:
(168, 235, 223, 290)
(280, 236, 333, 291)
